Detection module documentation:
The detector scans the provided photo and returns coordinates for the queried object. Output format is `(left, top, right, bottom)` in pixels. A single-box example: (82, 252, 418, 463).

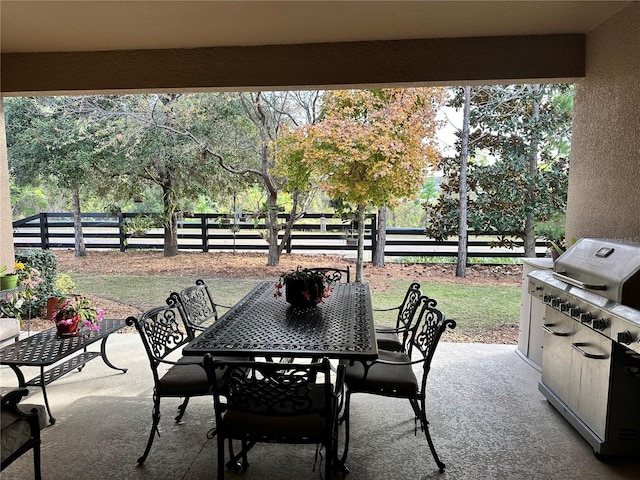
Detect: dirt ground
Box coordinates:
(34, 250, 524, 344)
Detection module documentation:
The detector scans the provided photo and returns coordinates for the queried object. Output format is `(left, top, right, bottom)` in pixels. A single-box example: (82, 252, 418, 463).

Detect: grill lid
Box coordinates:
(553, 238, 640, 308)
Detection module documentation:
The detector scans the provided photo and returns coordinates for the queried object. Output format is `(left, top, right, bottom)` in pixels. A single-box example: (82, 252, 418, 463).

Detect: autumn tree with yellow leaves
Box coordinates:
(288, 88, 446, 280)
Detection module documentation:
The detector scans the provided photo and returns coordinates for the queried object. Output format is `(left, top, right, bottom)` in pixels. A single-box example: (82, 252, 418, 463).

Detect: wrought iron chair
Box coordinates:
(170, 279, 231, 337)
(374, 282, 423, 351)
(1, 388, 44, 480)
(202, 355, 345, 480)
(126, 304, 213, 465)
(340, 296, 456, 474)
(306, 266, 351, 283)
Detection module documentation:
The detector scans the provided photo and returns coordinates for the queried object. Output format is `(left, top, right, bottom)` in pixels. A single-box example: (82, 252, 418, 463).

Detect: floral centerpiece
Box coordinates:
(48, 295, 105, 336)
(274, 266, 332, 308)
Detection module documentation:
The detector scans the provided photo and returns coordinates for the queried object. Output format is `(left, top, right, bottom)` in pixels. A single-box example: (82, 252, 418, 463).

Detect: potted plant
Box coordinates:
(47, 295, 105, 337)
(536, 213, 566, 260)
(1, 262, 45, 322)
(274, 266, 332, 308)
(0, 264, 19, 290)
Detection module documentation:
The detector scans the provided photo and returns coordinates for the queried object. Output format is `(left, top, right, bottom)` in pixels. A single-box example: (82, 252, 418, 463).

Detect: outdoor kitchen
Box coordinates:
(526, 237, 640, 458)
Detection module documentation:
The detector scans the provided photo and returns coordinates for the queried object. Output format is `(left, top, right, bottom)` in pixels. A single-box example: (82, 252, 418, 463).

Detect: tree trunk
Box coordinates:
(72, 187, 86, 257)
(524, 85, 541, 258)
(355, 204, 366, 282)
(372, 206, 387, 267)
(162, 181, 179, 257)
(456, 86, 471, 277)
(164, 211, 179, 257)
(277, 188, 302, 259)
(266, 191, 280, 266)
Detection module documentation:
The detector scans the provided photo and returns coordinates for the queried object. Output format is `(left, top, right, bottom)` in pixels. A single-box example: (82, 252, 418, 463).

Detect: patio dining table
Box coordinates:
(182, 280, 378, 361)
(182, 280, 377, 473)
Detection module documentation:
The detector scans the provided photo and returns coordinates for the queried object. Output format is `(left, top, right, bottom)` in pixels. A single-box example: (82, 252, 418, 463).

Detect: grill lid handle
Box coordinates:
(552, 271, 607, 291)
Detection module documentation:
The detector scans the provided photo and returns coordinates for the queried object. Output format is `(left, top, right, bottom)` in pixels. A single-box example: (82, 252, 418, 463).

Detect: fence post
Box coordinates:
(201, 215, 208, 252)
(118, 213, 126, 252)
(369, 213, 377, 255)
(282, 213, 292, 254)
(39, 212, 49, 249)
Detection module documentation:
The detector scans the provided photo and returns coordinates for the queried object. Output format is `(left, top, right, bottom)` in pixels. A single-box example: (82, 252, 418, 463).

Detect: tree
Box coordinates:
(297, 88, 446, 280)
(83, 91, 322, 264)
(87, 93, 252, 257)
(426, 85, 572, 258)
(236, 91, 322, 266)
(456, 86, 472, 277)
(5, 97, 105, 257)
(9, 178, 47, 218)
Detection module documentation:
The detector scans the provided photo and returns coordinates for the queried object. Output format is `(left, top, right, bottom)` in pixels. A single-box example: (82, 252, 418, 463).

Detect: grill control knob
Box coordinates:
(592, 318, 608, 331)
(569, 307, 581, 318)
(543, 293, 553, 304)
(550, 297, 560, 308)
(559, 302, 571, 312)
(579, 312, 592, 324)
(618, 330, 634, 345)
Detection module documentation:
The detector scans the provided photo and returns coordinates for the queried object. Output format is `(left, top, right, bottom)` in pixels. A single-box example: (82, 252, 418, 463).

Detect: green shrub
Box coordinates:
(15, 249, 58, 316)
(54, 273, 76, 294)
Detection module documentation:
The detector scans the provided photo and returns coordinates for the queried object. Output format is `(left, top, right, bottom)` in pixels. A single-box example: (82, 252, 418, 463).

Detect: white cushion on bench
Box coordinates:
(0, 317, 20, 348)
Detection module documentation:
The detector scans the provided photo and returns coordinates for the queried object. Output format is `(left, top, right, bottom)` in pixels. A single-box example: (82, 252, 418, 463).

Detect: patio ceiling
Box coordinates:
(0, 1, 632, 95)
(1, 1, 630, 53)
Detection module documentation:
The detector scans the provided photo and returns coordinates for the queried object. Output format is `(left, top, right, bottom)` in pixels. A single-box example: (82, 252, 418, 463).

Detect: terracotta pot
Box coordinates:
(47, 295, 78, 321)
(285, 278, 324, 308)
(55, 314, 80, 337)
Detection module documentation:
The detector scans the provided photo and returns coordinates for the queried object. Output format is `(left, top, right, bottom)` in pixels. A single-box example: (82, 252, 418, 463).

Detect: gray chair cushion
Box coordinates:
(374, 325, 402, 351)
(223, 410, 326, 440)
(222, 383, 328, 440)
(0, 317, 20, 349)
(342, 349, 418, 396)
(157, 358, 210, 396)
(1, 403, 45, 464)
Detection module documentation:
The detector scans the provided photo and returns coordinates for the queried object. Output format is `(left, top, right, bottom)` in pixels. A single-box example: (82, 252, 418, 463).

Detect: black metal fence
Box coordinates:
(12, 212, 548, 258)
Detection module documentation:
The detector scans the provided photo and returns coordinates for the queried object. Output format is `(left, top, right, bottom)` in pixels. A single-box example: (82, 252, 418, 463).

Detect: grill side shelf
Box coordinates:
(553, 271, 607, 291)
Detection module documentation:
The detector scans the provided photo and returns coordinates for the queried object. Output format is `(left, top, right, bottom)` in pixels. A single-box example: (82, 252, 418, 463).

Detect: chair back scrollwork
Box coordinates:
(203, 355, 344, 478)
(170, 279, 223, 336)
(126, 306, 190, 372)
(407, 296, 457, 390)
(306, 267, 351, 284)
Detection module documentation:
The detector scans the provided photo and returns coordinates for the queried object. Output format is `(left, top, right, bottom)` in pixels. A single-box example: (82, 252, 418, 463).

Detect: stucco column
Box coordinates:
(0, 98, 16, 268)
(566, 3, 640, 244)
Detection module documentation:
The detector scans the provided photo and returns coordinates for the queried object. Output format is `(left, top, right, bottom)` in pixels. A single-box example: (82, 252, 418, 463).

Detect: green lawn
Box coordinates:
(70, 274, 520, 333)
(366, 280, 520, 329)
(69, 273, 262, 311)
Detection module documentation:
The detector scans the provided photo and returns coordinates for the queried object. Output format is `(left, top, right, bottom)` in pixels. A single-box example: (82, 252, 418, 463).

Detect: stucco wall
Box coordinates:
(566, 2, 640, 244)
(0, 99, 15, 269)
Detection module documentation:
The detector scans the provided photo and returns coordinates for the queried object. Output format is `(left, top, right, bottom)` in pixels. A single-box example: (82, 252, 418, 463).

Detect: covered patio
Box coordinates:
(2, 334, 638, 479)
(1, 2, 640, 479)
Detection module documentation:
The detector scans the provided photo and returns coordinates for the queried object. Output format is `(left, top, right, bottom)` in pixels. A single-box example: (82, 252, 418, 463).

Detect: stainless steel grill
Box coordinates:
(530, 238, 640, 354)
(528, 238, 640, 457)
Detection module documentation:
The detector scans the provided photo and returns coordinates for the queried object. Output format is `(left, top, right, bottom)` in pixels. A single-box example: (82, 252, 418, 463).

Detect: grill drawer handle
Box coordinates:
(571, 342, 609, 360)
(542, 324, 572, 337)
(552, 272, 606, 291)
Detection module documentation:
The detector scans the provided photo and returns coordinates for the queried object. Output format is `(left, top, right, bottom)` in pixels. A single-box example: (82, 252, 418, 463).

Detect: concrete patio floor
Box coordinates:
(2, 332, 639, 480)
